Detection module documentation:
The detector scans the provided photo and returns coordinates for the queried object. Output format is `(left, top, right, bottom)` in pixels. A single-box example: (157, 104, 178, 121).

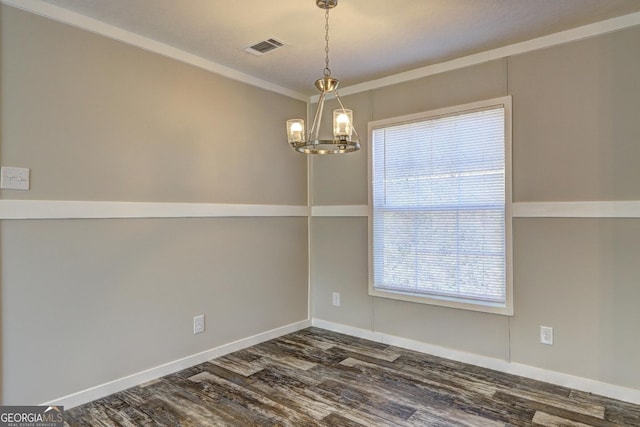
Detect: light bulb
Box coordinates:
(333, 109, 353, 140)
(336, 114, 349, 132)
(286, 119, 305, 144)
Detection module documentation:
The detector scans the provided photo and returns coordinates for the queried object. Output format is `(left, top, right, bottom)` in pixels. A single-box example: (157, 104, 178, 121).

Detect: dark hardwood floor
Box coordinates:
(66, 327, 640, 426)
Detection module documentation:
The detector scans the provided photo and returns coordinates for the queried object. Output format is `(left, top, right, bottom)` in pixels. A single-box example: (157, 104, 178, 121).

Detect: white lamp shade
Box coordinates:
(287, 119, 305, 144)
(333, 109, 353, 140)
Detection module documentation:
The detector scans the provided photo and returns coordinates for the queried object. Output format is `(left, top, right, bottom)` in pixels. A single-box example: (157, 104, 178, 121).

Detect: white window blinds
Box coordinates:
(370, 101, 509, 309)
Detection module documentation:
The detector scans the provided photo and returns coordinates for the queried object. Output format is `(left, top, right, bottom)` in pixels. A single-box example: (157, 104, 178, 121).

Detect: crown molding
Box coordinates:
(312, 11, 640, 102)
(0, 0, 308, 102)
(2, 0, 639, 105)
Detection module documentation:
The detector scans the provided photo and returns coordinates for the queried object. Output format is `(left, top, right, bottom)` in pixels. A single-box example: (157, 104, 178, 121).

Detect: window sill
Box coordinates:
(369, 286, 514, 316)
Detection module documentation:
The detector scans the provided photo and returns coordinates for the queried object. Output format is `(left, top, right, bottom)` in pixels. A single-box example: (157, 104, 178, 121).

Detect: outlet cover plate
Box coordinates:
(1, 167, 30, 190)
(332, 292, 341, 307)
(193, 315, 205, 334)
(540, 326, 553, 345)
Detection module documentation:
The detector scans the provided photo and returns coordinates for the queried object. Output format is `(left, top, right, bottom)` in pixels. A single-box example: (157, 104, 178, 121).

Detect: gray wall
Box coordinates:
(3, 1, 639, 405)
(312, 26, 640, 390)
(0, 5, 308, 404)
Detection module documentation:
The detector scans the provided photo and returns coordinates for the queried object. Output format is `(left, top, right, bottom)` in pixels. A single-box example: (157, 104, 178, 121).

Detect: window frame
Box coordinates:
(367, 96, 513, 316)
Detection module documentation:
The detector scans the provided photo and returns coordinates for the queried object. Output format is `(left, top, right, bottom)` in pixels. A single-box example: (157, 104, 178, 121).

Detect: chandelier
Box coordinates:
(286, 0, 360, 154)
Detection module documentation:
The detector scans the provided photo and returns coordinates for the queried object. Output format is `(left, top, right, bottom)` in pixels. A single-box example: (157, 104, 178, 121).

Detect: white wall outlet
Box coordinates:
(540, 325, 553, 345)
(332, 292, 341, 307)
(1, 166, 30, 190)
(193, 314, 205, 335)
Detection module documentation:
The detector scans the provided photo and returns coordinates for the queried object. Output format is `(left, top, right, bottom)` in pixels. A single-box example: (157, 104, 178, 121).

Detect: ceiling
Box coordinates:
(34, 0, 640, 96)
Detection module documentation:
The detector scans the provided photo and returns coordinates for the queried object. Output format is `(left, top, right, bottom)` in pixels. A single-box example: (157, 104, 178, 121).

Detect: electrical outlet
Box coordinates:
(193, 315, 205, 335)
(540, 326, 553, 345)
(332, 292, 341, 307)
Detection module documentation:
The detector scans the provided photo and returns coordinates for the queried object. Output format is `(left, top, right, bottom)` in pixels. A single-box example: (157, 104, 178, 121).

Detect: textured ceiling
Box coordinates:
(36, 0, 640, 95)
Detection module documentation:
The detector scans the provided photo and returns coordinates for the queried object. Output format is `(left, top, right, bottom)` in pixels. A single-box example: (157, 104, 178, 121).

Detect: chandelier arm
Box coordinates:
(310, 92, 326, 141)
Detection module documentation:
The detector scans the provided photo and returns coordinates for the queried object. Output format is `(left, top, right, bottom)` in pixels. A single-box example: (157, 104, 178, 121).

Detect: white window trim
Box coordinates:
(367, 96, 513, 316)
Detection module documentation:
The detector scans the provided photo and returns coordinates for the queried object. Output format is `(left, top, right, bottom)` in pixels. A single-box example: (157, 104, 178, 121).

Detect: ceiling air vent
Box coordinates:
(244, 38, 286, 56)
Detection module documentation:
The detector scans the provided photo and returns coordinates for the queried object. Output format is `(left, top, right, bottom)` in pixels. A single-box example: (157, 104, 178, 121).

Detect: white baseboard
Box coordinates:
(311, 318, 640, 405)
(41, 319, 311, 409)
(41, 317, 640, 410)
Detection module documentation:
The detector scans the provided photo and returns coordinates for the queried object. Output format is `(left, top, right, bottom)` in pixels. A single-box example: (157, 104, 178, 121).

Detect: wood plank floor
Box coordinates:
(65, 327, 640, 426)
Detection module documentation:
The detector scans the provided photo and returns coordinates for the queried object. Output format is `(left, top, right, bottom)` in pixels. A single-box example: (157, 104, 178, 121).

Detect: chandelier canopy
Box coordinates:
(286, 0, 360, 155)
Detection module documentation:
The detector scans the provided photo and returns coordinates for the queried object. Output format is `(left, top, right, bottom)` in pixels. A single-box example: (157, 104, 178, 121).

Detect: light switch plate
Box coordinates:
(1, 167, 30, 190)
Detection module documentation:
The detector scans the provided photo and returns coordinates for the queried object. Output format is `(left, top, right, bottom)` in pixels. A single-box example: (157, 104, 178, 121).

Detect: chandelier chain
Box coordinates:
(323, 6, 331, 76)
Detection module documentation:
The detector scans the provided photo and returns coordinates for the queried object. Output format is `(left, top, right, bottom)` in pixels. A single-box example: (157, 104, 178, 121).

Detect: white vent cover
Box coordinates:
(244, 38, 286, 55)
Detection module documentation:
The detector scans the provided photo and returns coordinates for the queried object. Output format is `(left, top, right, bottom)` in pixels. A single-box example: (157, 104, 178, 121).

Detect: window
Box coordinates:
(368, 97, 512, 315)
